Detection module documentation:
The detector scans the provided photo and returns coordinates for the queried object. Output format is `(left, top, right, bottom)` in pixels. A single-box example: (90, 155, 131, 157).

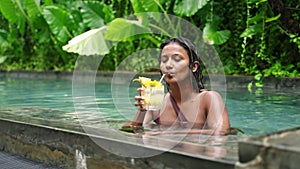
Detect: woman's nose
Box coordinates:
(165, 59, 173, 69)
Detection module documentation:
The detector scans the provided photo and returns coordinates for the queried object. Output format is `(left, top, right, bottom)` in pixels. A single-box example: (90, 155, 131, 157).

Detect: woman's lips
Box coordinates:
(166, 72, 175, 78)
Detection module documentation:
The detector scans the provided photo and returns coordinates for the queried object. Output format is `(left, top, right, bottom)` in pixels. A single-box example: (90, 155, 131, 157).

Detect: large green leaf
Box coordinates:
(0, 0, 19, 23)
(62, 27, 109, 56)
(0, 29, 9, 49)
(104, 18, 151, 41)
(265, 14, 281, 23)
(0, 56, 7, 64)
(203, 23, 231, 45)
(0, 29, 8, 63)
(240, 24, 263, 38)
(174, 0, 210, 17)
(142, 0, 161, 12)
(25, 0, 50, 43)
(130, 0, 160, 13)
(44, 0, 53, 5)
(247, 0, 267, 5)
(130, 0, 163, 26)
(80, 1, 114, 29)
(25, 0, 41, 19)
(42, 5, 74, 43)
(248, 12, 264, 24)
(0, 0, 27, 35)
(130, 0, 144, 13)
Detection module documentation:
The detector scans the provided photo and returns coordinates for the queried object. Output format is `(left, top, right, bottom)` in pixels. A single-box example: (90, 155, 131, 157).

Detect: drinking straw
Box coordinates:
(159, 74, 166, 83)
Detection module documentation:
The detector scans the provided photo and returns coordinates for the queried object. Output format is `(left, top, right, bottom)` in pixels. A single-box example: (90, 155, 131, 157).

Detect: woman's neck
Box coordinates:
(169, 81, 197, 104)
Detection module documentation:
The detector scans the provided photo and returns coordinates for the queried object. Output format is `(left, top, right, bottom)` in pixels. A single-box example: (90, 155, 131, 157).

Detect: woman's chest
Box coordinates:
(159, 100, 207, 124)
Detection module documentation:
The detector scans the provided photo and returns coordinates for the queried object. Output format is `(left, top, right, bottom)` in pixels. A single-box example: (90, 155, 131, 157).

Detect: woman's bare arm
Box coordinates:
(204, 91, 230, 135)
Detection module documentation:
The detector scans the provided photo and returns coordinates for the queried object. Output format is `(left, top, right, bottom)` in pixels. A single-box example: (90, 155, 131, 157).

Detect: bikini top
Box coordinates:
(154, 94, 189, 127)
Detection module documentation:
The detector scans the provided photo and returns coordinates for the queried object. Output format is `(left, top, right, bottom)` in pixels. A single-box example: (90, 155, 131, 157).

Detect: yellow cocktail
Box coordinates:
(136, 76, 165, 110)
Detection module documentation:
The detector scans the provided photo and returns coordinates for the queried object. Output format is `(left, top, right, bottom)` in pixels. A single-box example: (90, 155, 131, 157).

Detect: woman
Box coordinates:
(123, 37, 230, 135)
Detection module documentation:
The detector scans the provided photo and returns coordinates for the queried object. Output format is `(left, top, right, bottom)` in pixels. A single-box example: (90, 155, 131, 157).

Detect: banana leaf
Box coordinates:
(0, 0, 27, 35)
(105, 18, 151, 41)
(62, 27, 109, 56)
(42, 5, 74, 43)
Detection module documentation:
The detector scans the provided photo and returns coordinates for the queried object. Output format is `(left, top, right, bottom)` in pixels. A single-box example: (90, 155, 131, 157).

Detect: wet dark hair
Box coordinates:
(159, 37, 205, 91)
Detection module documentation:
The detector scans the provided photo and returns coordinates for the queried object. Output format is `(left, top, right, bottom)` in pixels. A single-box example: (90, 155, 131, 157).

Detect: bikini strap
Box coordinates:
(170, 94, 188, 123)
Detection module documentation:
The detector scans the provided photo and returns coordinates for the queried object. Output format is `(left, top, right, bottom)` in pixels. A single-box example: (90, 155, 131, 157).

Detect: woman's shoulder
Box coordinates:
(199, 89, 220, 95)
(197, 90, 225, 109)
(198, 90, 222, 99)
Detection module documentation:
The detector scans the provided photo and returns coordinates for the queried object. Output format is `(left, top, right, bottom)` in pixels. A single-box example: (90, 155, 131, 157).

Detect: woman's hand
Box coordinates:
(134, 88, 144, 108)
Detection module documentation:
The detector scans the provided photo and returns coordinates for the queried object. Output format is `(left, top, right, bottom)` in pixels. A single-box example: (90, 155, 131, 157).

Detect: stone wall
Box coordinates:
(236, 127, 300, 169)
(0, 118, 235, 169)
(1, 71, 299, 90)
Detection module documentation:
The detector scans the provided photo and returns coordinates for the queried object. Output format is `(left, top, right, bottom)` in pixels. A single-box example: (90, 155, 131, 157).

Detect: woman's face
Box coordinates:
(160, 42, 191, 84)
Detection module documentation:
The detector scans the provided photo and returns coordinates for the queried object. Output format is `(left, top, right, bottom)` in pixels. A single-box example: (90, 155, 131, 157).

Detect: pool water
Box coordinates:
(0, 77, 299, 136)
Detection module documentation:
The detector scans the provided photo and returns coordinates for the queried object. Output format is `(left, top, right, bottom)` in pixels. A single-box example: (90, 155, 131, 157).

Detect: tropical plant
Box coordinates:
(0, 0, 299, 78)
(0, 0, 114, 71)
(63, 0, 231, 73)
(239, 0, 300, 90)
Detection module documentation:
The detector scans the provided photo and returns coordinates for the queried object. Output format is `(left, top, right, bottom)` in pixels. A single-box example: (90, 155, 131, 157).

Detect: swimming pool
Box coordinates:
(0, 75, 299, 136)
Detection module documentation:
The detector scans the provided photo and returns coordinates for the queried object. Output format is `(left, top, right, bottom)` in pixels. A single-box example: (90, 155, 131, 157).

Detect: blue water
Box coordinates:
(0, 77, 299, 136)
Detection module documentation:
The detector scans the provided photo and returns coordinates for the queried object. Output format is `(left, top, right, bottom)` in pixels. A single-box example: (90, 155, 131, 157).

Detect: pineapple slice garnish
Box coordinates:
(134, 76, 162, 88)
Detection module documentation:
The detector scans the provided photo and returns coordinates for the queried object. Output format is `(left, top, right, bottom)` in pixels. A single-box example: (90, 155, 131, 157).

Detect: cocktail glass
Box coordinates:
(142, 85, 164, 110)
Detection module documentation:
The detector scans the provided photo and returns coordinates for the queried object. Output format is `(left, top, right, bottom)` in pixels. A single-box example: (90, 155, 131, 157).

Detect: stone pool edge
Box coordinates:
(1, 70, 299, 90)
(0, 118, 235, 169)
(237, 127, 300, 169)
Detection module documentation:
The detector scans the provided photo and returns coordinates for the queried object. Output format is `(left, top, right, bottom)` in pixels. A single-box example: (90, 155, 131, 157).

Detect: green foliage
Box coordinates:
(238, 0, 299, 91)
(105, 18, 152, 41)
(289, 33, 300, 53)
(63, 0, 232, 73)
(42, 5, 74, 43)
(173, 0, 209, 17)
(62, 27, 109, 56)
(0, 0, 114, 71)
(80, 1, 114, 28)
(263, 61, 299, 77)
(0, 0, 299, 78)
(0, 0, 27, 35)
(203, 23, 231, 45)
(0, 29, 9, 49)
(130, 0, 162, 13)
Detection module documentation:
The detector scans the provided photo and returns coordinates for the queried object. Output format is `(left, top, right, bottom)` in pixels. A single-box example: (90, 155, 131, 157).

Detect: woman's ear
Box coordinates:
(192, 61, 199, 72)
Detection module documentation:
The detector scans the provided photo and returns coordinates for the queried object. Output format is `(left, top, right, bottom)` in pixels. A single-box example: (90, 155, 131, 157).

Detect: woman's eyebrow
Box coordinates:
(172, 53, 183, 57)
(160, 54, 168, 58)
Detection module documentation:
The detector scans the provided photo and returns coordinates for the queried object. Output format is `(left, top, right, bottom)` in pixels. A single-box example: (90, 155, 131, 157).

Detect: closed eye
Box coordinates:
(161, 56, 168, 63)
(173, 54, 183, 62)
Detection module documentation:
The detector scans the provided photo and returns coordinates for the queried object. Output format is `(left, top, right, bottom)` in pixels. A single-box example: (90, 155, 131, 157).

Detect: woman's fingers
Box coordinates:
(134, 102, 142, 107)
(134, 95, 144, 107)
(137, 87, 143, 95)
(133, 88, 144, 107)
(134, 95, 143, 101)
